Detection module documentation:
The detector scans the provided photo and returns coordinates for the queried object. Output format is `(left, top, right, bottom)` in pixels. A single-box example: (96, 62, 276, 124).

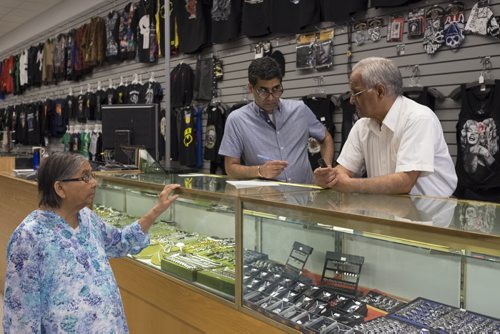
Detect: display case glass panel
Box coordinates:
(241, 190, 500, 331)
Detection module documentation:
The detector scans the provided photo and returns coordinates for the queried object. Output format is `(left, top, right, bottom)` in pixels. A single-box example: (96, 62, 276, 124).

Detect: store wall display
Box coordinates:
(0, 0, 500, 187)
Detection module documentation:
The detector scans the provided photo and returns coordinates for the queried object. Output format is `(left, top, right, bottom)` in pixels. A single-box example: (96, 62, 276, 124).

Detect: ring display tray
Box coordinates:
(320, 252, 364, 295)
(389, 297, 500, 333)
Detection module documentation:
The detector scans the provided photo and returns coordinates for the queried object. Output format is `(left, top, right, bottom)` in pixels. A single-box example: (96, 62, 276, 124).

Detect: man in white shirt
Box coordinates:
(315, 57, 457, 197)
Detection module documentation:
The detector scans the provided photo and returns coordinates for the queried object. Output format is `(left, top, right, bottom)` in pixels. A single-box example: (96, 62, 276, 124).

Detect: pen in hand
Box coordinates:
(257, 154, 274, 161)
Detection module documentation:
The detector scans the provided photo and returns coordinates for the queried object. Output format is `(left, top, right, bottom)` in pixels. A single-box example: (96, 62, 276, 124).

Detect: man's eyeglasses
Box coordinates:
(59, 172, 96, 184)
(255, 85, 284, 99)
(350, 89, 368, 99)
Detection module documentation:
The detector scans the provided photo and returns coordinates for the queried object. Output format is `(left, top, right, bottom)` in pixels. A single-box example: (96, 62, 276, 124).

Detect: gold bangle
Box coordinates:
(257, 165, 263, 178)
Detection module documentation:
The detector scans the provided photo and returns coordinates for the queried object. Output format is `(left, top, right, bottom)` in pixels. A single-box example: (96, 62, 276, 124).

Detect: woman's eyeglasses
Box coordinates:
(59, 172, 96, 183)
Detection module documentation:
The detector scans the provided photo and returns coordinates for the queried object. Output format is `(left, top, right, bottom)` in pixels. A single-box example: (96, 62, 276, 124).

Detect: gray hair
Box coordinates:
(38, 152, 87, 208)
(352, 57, 403, 97)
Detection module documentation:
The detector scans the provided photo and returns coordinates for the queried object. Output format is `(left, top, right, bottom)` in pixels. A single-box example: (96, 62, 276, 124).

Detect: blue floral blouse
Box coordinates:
(3, 208, 149, 333)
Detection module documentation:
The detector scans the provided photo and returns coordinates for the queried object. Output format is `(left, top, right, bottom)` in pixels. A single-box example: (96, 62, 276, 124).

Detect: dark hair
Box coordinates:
(38, 152, 87, 208)
(248, 57, 282, 86)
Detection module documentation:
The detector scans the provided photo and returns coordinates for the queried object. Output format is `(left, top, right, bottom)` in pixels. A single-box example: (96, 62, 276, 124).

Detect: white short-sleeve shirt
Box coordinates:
(338, 96, 457, 197)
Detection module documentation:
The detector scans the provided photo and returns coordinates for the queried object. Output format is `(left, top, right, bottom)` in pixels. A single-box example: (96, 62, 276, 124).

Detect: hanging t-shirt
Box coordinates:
(64, 95, 77, 124)
(454, 81, 500, 202)
(50, 99, 66, 138)
(177, 105, 197, 167)
(84, 92, 96, 121)
(403, 87, 437, 111)
(339, 94, 359, 153)
(319, 0, 368, 23)
(170, 63, 194, 107)
(105, 87, 117, 105)
(303, 95, 335, 170)
(119, 2, 138, 60)
(15, 105, 28, 145)
(76, 94, 86, 123)
(115, 85, 128, 104)
(26, 103, 40, 146)
(126, 83, 142, 104)
(40, 100, 51, 141)
(94, 89, 107, 121)
(271, 0, 320, 34)
(80, 132, 91, 158)
(139, 81, 163, 104)
(173, 0, 210, 53)
(204, 102, 226, 163)
(211, 0, 242, 43)
(135, 0, 158, 62)
(70, 132, 81, 153)
(241, 0, 271, 37)
(61, 131, 71, 152)
(105, 11, 121, 62)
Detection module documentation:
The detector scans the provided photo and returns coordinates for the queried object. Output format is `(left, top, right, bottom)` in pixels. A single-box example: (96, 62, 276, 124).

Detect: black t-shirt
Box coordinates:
(40, 100, 51, 139)
(94, 89, 107, 121)
(211, 0, 242, 44)
(50, 99, 66, 138)
(454, 81, 500, 202)
(105, 11, 121, 62)
(204, 103, 226, 162)
(340, 94, 359, 153)
(26, 103, 41, 146)
(76, 94, 86, 123)
(173, 0, 210, 53)
(170, 63, 194, 107)
(303, 95, 335, 170)
(135, 0, 158, 62)
(64, 95, 77, 123)
(105, 87, 117, 105)
(15, 105, 28, 145)
(241, 0, 271, 37)
(84, 92, 96, 121)
(115, 85, 128, 104)
(139, 81, 163, 104)
(319, 0, 367, 23)
(403, 87, 436, 111)
(176, 105, 197, 166)
(127, 83, 142, 104)
(271, 0, 320, 34)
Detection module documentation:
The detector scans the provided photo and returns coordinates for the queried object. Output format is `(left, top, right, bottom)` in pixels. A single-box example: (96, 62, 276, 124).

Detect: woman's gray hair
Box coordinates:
(352, 57, 403, 97)
(38, 152, 87, 208)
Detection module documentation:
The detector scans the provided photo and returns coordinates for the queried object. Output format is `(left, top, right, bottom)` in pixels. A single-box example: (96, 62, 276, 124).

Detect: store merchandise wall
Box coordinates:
(1, 0, 500, 165)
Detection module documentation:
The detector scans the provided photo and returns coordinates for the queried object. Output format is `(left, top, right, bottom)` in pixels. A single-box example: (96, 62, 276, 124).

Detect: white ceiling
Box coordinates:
(0, 0, 66, 39)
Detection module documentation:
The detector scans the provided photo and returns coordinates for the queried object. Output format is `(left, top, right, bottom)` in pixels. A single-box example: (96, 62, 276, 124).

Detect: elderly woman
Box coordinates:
(3, 152, 179, 333)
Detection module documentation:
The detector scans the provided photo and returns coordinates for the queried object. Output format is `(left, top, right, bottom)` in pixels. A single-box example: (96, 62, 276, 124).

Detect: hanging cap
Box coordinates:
(270, 50, 286, 77)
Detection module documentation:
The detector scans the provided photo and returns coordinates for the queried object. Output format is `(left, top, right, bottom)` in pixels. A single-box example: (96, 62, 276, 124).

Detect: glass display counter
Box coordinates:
(240, 190, 500, 333)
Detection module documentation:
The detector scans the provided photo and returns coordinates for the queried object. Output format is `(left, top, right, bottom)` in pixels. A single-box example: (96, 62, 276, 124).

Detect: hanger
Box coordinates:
(68, 87, 73, 96)
(108, 78, 113, 89)
(449, 56, 496, 99)
(132, 73, 139, 85)
(307, 76, 327, 99)
(119, 76, 124, 86)
(211, 88, 222, 104)
(149, 72, 156, 83)
(97, 80, 102, 91)
(87, 83, 92, 93)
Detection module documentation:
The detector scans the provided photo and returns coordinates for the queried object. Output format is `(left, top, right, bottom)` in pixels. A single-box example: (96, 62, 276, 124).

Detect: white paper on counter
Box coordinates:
(226, 180, 280, 188)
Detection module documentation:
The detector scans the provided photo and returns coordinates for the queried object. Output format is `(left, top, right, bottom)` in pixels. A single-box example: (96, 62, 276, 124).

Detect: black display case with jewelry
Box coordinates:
(389, 297, 500, 333)
(320, 251, 365, 296)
